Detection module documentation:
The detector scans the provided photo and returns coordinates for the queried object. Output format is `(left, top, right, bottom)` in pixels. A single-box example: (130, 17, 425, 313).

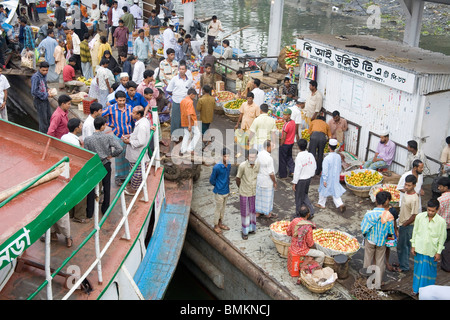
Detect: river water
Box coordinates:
(174, 0, 450, 56)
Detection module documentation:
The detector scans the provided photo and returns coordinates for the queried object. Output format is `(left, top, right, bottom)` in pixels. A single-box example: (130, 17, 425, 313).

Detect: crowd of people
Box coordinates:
(1, 2, 450, 298)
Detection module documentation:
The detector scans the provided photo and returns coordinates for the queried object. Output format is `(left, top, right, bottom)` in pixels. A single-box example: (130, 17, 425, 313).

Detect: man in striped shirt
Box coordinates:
(102, 90, 134, 185)
(437, 177, 450, 271)
(360, 191, 395, 289)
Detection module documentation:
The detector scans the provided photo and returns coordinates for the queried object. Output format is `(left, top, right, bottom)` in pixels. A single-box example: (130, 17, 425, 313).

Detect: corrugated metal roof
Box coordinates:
(299, 34, 450, 95)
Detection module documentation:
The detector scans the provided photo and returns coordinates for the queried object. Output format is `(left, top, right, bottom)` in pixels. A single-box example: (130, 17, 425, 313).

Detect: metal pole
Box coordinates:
(120, 192, 131, 240)
(94, 184, 103, 284)
(45, 229, 53, 300)
(152, 106, 160, 170)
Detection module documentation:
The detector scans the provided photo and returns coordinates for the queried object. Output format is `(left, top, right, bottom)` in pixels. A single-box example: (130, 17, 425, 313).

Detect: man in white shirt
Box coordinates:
(61, 118, 82, 147)
(397, 159, 425, 211)
(166, 63, 193, 146)
(90, 3, 101, 33)
(130, 0, 143, 28)
(82, 102, 103, 141)
(255, 140, 278, 218)
(291, 138, 317, 216)
(131, 55, 145, 85)
(122, 105, 153, 195)
(207, 15, 223, 49)
(251, 78, 265, 107)
(0, 66, 11, 120)
(163, 23, 176, 59)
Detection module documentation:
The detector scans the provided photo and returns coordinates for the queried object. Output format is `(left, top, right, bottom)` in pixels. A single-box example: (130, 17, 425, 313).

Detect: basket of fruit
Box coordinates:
(216, 91, 236, 104)
(223, 99, 246, 115)
(275, 119, 284, 132)
(369, 184, 400, 206)
(313, 228, 360, 257)
(270, 220, 291, 258)
(344, 169, 383, 197)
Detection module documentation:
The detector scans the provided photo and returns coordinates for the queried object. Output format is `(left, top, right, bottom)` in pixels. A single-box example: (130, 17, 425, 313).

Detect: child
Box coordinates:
(54, 39, 66, 89)
(397, 174, 420, 272)
(143, 87, 155, 122)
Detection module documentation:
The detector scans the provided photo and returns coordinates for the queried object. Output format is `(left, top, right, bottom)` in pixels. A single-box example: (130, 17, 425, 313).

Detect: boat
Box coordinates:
(0, 106, 192, 300)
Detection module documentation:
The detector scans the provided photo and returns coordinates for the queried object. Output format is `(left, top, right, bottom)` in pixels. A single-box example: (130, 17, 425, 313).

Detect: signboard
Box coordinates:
(181, 0, 196, 3)
(297, 39, 416, 94)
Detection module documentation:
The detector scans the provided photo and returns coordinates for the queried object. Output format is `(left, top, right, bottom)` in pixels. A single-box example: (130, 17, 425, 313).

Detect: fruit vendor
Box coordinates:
(235, 70, 253, 98)
(327, 110, 348, 151)
(411, 199, 447, 296)
(63, 57, 88, 94)
(304, 80, 323, 123)
(315, 139, 346, 213)
(363, 131, 396, 170)
(280, 77, 297, 103)
(286, 206, 324, 267)
(360, 191, 395, 289)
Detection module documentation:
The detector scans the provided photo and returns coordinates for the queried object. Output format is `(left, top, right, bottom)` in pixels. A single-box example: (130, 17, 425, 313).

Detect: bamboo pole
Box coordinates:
(220, 25, 251, 40)
(0, 163, 65, 203)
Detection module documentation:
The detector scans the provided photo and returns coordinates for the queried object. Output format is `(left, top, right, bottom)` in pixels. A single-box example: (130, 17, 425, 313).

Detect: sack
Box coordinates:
(20, 49, 34, 69)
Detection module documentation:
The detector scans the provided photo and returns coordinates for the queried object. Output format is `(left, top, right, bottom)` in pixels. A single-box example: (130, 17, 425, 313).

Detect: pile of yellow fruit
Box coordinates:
(77, 76, 92, 86)
(345, 170, 382, 187)
(301, 129, 310, 141)
(224, 99, 246, 110)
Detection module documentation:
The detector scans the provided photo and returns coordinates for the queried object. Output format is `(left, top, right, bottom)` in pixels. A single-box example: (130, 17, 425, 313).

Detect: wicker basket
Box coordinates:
(225, 113, 240, 122)
(323, 255, 335, 268)
(347, 184, 371, 198)
(300, 270, 335, 294)
(270, 236, 290, 258)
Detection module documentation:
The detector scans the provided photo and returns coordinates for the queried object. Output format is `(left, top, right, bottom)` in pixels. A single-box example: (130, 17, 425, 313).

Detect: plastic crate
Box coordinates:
(83, 97, 97, 115)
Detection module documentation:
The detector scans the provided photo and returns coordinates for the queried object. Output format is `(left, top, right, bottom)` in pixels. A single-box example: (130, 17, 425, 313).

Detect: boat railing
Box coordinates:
(28, 107, 162, 300)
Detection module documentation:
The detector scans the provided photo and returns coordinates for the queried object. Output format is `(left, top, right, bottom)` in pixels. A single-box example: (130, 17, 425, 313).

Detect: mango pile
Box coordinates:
(345, 170, 383, 187)
(224, 99, 246, 110)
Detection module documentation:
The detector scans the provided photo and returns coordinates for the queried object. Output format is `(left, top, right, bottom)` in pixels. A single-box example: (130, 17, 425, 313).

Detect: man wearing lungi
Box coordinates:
(411, 199, 447, 296)
(436, 177, 450, 271)
(210, 148, 231, 234)
(102, 90, 135, 186)
(255, 140, 278, 219)
(123, 106, 154, 196)
(236, 149, 260, 240)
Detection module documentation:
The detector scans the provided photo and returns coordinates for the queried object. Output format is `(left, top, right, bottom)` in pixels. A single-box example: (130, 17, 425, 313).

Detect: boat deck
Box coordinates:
(0, 162, 164, 300)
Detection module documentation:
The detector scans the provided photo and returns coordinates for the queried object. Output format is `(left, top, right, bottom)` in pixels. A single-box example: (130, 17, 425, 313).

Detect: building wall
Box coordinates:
(298, 62, 425, 175)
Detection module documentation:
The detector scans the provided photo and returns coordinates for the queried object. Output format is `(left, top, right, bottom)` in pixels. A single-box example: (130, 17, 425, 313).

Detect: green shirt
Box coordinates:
(121, 13, 135, 33)
(411, 211, 447, 257)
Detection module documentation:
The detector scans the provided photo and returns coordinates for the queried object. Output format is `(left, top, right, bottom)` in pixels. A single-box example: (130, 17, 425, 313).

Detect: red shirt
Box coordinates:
(286, 217, 315, 256)
(282, 119, 296, 145)
(47, 107, 69, 139)
(63, 64, 75, 82)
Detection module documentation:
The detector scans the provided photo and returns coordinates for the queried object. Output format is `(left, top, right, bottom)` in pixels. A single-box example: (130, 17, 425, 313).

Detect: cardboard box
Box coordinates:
(216, 81, 225, 92)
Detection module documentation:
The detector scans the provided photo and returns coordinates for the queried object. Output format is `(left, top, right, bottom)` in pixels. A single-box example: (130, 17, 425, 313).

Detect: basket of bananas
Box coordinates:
(77, 76, 92, 87)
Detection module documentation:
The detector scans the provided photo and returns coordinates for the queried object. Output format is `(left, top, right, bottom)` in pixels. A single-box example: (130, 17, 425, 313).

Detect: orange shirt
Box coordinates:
(180, 96, 197, 127)
(308, 119, 331, 137)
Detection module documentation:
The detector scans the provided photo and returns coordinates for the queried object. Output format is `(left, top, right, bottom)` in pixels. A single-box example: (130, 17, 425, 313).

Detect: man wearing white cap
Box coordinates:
(363, 131, 396, 170)
(315, 139, 346, 213)
(130, 0, 144, 29)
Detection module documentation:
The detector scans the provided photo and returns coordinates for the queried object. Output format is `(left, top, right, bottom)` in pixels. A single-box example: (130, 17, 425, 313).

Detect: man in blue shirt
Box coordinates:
(360, 191, 395, 289)
(107, 81, 148, 111)
(210, 148, 231, 234)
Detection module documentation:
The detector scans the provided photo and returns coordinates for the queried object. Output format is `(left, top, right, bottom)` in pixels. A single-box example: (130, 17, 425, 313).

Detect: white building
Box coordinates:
(296, 34, 450, 175)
